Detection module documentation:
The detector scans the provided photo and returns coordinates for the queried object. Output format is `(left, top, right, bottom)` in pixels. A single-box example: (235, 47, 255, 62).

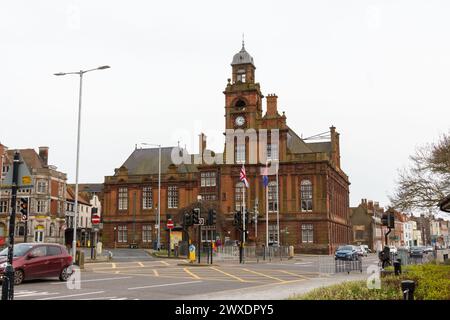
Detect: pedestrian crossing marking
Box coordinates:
(160, 261, 170, 266)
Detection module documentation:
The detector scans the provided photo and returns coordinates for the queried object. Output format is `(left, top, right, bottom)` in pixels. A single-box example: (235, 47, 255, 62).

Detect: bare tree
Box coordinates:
(389, 132, 450, 217)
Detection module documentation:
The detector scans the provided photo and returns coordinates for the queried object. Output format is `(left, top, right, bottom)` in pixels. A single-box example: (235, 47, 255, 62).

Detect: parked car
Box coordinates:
(0, 243, 73, 285)
(410, 246, 425, 257)
(423, 246, 434, 253)
(361, 245, 371, 254)
(355, 246, 367, 257)
(335, 245, 359, 261)
(389, 246, 398, 254)
(224, 240, 239, 247)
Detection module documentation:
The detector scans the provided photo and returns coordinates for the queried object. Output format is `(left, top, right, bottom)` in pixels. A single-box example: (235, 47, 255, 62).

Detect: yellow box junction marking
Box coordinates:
(242, 268, 285, 282)
(183, 268, 201, 279)
(209, 267, 247, 283)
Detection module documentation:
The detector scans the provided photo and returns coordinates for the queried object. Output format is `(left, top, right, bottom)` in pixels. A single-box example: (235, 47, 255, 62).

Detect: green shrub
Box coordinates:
(290, 263, 450, 300)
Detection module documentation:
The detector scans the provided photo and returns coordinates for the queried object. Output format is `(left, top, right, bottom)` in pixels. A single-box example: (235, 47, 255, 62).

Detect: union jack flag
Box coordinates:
(240, 164, 249, 188)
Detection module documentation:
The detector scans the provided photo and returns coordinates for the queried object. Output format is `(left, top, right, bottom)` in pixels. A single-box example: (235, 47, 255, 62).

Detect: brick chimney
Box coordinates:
(199, 133, 206, 155)
(266, 94, 278, 116)
(330, 126, 341, 168)
(39, 146, 49, 166)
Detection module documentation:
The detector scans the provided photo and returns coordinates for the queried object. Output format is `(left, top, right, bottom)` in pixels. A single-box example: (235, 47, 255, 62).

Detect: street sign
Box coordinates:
(91, 214, 100, 224)
(2, 154, 32, 187)
(21, 176, 31, 185)
(199, 217, 205, 226)
(167, 219, 174, 230)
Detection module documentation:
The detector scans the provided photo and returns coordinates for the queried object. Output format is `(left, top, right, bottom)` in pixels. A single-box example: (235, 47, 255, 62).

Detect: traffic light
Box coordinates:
(208, 209, 217, 226)
(183, 212, 192, 227)
(387, 212, 395, 229)
(233, 211, 242, 228)
(20, 197, 28, 221)
(382, 212, 395, 229)
(381, 213, 388, 226)
(245, 209, 251, 225)
(192, 208, 200, 225)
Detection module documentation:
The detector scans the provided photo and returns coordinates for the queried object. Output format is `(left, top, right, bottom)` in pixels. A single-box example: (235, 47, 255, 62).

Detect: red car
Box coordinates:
(0, 243, 73, 285)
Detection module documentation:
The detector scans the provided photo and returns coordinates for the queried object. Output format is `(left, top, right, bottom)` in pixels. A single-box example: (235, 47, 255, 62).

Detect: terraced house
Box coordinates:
(102, 43, 352, 254)
(0, 146, 66, 244)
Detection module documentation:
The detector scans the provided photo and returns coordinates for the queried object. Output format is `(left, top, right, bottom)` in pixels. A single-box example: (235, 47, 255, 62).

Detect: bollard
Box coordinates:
(401, 280, 415, 300)
(394, 259, 402, 275)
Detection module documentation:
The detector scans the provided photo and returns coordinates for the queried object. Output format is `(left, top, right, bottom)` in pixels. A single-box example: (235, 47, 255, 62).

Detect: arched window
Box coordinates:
(300, 180, 313, 212)
(235, 99, 246, 109)
(15, 223, 25, 236)
(268, 181, 278, 212)
(235, 182, 244, 211)
(49, 223, 55, 237)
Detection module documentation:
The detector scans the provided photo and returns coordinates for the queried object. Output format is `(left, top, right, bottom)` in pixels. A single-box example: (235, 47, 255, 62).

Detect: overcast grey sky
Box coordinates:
(1, 0, 449, 209)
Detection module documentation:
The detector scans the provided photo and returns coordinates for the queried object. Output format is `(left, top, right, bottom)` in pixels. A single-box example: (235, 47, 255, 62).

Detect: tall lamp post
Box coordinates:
(54, 65, 110, 259)
(141, 143, 161, 250)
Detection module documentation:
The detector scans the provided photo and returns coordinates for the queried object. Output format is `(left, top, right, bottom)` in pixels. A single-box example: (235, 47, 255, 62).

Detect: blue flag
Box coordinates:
(262, 166, 269, 187)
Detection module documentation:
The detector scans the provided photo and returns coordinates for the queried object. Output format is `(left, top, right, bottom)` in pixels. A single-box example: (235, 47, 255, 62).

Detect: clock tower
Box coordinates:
(224, 41, 263, 131)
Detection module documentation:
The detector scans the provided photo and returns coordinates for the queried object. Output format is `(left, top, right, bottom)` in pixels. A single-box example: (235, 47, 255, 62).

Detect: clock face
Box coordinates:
(235, 116, 245, 127)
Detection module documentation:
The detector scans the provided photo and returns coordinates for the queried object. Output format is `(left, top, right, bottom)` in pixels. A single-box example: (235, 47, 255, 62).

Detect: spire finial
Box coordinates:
(242, 33, 245, 49)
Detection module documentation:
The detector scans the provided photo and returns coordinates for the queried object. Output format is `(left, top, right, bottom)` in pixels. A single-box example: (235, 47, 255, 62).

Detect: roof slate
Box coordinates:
(120, 147, 198, 176)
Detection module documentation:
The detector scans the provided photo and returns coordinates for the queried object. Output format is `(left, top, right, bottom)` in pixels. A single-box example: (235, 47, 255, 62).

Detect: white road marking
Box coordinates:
(294, 262, 313, 265)
(78, 296, 118, 300)
(50, 276, 132, 284)
(38, 291, 106, 300)
(15, 291, 60, 298)
(128, 280, 202, 290)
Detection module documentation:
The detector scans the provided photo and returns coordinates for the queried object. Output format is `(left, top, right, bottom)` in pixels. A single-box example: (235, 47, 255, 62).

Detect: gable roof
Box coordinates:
(6, 149, 45, 170)
(286, 127, 313, 154)
(119, 147, 198, 176)
(66, 186, 91, 205)
(286, 127, 332, 156)
(69, 183, 104, 194)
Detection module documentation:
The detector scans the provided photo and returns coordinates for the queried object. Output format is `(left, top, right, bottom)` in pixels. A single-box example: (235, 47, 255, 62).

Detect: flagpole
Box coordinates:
(266, 181, 269, 248)
(276, 161, 280, 246)
(242, 181, 246, 244)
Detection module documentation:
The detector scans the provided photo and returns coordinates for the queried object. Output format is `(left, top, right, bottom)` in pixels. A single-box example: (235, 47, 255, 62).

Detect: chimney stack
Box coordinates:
(199, 133, 207, 155)
(39, 146, 49, 166)
(266, 94, 278, 116)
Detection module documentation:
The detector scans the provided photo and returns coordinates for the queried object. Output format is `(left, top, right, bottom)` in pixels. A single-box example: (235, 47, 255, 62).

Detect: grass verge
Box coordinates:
(289, 263, 450, 300)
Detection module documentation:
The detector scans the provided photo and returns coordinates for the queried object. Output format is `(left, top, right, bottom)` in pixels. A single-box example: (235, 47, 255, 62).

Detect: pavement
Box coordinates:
(10, 250, 379, 300)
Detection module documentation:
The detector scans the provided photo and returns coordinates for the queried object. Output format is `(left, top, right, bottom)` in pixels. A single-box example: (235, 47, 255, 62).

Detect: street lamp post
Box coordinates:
(141, 143, 161, 250)
(54, 65, 110, 259)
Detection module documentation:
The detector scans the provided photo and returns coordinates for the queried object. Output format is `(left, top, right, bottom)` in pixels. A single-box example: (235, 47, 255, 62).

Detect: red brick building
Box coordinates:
(102, 43, 352, 254)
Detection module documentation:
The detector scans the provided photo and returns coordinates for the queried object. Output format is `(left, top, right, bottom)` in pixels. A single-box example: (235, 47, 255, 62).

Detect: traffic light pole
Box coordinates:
(2, 151, 20, 300)
(385, 227, 392, 247)
(197, 224, 201, 264)
(23, 219, 28, 243)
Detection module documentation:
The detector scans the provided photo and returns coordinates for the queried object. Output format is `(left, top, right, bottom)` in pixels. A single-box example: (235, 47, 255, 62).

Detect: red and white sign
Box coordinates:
(167, 219, 174, 230)
(91, 214, 101, 225)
